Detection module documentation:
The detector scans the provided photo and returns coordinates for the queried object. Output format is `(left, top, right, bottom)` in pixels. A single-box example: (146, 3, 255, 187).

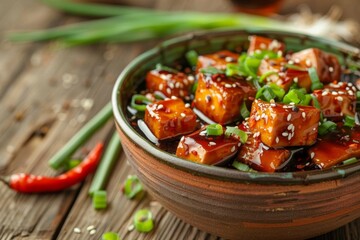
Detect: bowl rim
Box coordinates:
(112, 28, 360, 185)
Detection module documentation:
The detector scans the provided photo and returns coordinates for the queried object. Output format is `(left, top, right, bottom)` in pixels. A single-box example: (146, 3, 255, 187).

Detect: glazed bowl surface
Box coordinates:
(112, 29, 360, 240)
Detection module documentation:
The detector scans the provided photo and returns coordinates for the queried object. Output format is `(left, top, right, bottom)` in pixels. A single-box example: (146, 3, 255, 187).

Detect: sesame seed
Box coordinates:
(287, 124, 294, 131)
(168, 82, 175, 89)
(232, 83, 237, 88)
(329, 67, 334, 72)
(175, 82, 181, 88)
(288, 60, 294, 65)
(302, 112, 306, 119)
(260, 43, 267, 49)
(277, 50, 283, 57)
(287, 114, 292, 121)
(310, 152, 315, 159)
(208, 142, 216, 146)
(86, 225, 95, 231)
(238, 142, 241, 147)
(331, 91, 338, 95)
(287, 134, 292, 141)
(157, 104, 164, 110)
(128, 224, 135, 232)
(255, 49, 262, 55)
(246, 76, 253, 81)
(89, 229, 96, 235)
(305, 59, 312, 67)
(185, 103, 190, 108)
(73, 228, 81, 234)
(282, 132, 289, 137)
(276, 137, 279, 143)
(294, 58, 300, 63)
(262, 144, 269, 150)
(166, 88, 171, 94)
(180, 113, 186, 117)
(231, 146, 236, 152)
(253, 132, 260, 138)
(322, 91, 329, 96)
(171, 96, 177, 100)
(188, 75, 195, 82)
(211, 105, 215, 110)
(255, 114, 261, 121)
(199, 130, 206, 136)
(347, 83, 353, 87)
(348, 90, 354, 95)
(293, 77, 298, 83)
(159, 83, 164, 90)
(336, 96, 343, 102)
(225, 56, 234, 62)
(224, 83, 232, 88)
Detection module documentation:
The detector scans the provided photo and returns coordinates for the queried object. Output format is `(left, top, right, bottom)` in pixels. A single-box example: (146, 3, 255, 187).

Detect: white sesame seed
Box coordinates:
(277, 50, 283, 57)
(329, 67, 334, 72)
(238, 142, 241, 147)
(188, 75, 195, 82)
(225, 56, 234, 62)
(128, 224, 135, 232)
(348, 90, 354, 95)
(89, 229, 96, 235)
(282, 132, 289, 137)
(293, 77, 298, 83)
(302, 112, 306, 119)
(199, 130, 206, 136)
(231, 146, 236, 152)
(310, 152, 315, 159)
(305, 59, 312, 67)
(294, 58, 300, 63)
(331, 91, 338, 96)
(276, 137, 279, 143)
(262, 145, 269, 150)
(322, 91, 329, 96)
(232, 83, 237, 88)
(224, 83, 232, 88)
(253, 132, 260, 138)
(166, 88, 171, 94)
(168, 82, 175, 89)
(287, 114, 292, 121)
(260, 43, 267, 49)
(180, 113, 186, 117)
(348, 83, 353, 87)
(175, 82, 181, 88)
(157, 104, 164, 110)
(171, 96, 177, 100)
(211, 105, 215, 110)
(288, 60, 294, 65)
(255, 114, 261, 121)
(255, 49, 262, 55)
(288, 134, 292, 141)
(287, 124, 294, 131)
(73, 228, 81, 234)
(86, 225, 95, 231)
(336, 96, 343, 102)
(208, 142, 216, 146)
(185, 103, 190, 108)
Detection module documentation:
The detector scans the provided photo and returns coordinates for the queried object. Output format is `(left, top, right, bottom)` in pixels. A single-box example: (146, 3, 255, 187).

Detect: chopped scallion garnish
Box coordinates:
(102, 232, 120, 240)
(283, 89, 311, 105)
(134, 209, 154, 233)
(232, 161, 256, 172)
(93, 190, 107, 209)
(344, 115, 355, 128)
(225, 63, 245, 77)
(122, 175, 143, 199)
(342, 157, 358, 165)
(240, 102, 250, 119)
(200, 66, 224, 75)
(155, 63, 178, 73)
(206, 124, 223, 136)
(185, 50, 198, 67)
(130, 94, 153, 111)
(308, 67, 324, 91)
(253, 50, 278, 59)
(259, 71, 278, 83)
(256, 84, 285, 102)
(356, 91, 360, 100)
(244, 57, 261, 78)
(225, 127, 248, 143)
(318, 121, 337, 136)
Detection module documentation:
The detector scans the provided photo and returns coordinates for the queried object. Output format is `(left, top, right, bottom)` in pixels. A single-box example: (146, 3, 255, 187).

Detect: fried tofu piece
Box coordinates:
(144, 98, 197, 140)
(309, 126, 360, 169)
(249, 99, 321, 148)
(312, 82, 357, 120)
(237, 123, 291, 172)
(247, 35, 285, 55)
(146, 69, 194, 99)
(285, 68, 312, 92)
(290, 48, 341, 82)
(194, 72, 257, 124)
(196, 50, 239, 72)
(176, 126, 240, 165)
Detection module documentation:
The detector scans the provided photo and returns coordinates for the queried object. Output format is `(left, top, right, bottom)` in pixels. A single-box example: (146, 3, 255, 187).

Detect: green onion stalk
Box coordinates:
(8, 0, 292, 46)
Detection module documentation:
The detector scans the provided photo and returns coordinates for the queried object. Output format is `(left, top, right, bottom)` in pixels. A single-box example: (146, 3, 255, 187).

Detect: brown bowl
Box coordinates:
(112, 29, 360, 240)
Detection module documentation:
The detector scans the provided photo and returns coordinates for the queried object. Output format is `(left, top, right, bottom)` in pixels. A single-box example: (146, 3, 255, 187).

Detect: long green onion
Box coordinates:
(357, 91, 360, 100)
(102, 232, 120, 240)
(318, 121, 337, 136)
(344, 115, 355, 128)
(206, 124, 223, 136)
(308, 67, 324, 91)
(89, 132, 122, 196)
(49, 102, 113, 170)
(134, 209, 154, 233)
(225, 126, 248, 143)
(130, 94, 153, 112)
(240, 102, 250, 119)
(122, 175, 143, 199)
(93, 190, 107, 209)
(342, 157, 358, 165)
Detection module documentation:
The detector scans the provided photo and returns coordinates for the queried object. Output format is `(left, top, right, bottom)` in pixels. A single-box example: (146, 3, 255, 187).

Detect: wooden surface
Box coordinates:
(0, 0, 359, 239)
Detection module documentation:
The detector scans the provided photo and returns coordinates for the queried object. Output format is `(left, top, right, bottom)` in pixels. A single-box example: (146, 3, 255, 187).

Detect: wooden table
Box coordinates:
(0, 0, 359, 239)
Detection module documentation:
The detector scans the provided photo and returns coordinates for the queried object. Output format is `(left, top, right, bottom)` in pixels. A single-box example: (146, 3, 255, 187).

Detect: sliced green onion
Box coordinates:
(318, 121, 337, 136)
(200, 66, 224, 75)
(244, 57, 261, 78)
(283, 90, 301, 104)
(268, 83, 285, 100)
(134, 209, 154, 233)
(49, 102, 113, 170)
(253, 50, 278, 59)
(191, 80, 198, 93)
(232, 161, 256, 172)
(102, 232, 120, 240)
(206, 124, 223, 136)
(240, 102, 250, 119)
(344, 115, 355, 128)
(65, 159, 82, 171)
(225, 126, 248, 143)
(259, 71, 278, 83)
(301, 94, 312, 106)
(284, 64, 304, 71)
(225, 63, 245, 77)
(89, 132, 122, 196)
(155, 63, 178, 73)
(122, 175, 143, 199)
(256, 84, 284, 102)
(311, 95, 324, 122)
(342, 157, 358, 165)
(93, 190, 107, 209)
(186, 50, 198, 67)
(263, 88, 276, 101)
(308, 67, 324, 91)
(130, 94, 152, 111)
(356, 91, 360, 100)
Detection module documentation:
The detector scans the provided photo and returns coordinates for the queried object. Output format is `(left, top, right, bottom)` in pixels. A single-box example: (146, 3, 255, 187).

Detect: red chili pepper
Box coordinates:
(2, 143, 104, 193)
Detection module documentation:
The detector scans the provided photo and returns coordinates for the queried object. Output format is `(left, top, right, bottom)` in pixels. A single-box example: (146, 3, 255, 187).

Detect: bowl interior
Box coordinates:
(112, 29, 360, 185)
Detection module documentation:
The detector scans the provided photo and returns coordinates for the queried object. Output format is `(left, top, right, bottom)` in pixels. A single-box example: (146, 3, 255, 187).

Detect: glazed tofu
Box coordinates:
(144, 98, 197, 140)
(290, 48, 341, 82)
(247, 35, 285, 55)
(309, 126, 360, 169)
(194, 72, 257, 124)
(146, 69, 194, 99)
(176, 126, 240, 165)
(249, 99, 321, 148)
(196, 50, 239, 72)
(312, 82, 357, 120)
(237, 123, 291, 172)
(285, 68, 312, 92)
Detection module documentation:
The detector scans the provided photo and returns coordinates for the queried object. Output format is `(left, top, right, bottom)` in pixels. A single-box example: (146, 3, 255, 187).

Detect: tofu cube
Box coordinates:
(144, 98, 197, 140)
(312, 82, 357, 120)
(237, 122, 291, 172)
(146, 69, 194, 99)
(247, 35, 285, 55)
(176, 126, 240, 165)
(249, 99, 321, 148)
(290, 48, 341, 82)
(285, 68, 312, 92)
(194, 72, 257, 124)
(309, 126, 360, 169)
(196, 50, 239, 72)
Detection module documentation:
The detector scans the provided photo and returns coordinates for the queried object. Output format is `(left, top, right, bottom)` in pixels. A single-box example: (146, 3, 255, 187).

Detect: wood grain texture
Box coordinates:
(0, 0, 359, 239)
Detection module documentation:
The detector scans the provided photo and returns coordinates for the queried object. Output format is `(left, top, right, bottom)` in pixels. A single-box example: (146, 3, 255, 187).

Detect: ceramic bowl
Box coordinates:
(112, 29, 360, 240)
